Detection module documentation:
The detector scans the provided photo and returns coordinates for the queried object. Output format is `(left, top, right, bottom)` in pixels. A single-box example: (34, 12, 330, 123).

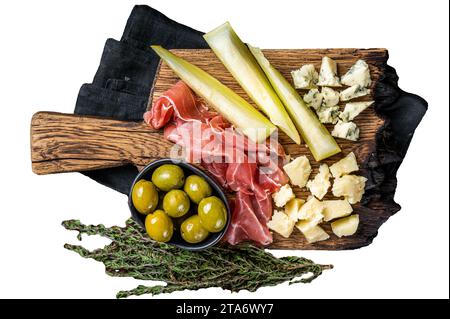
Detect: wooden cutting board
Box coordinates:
(31, 48, 395, 250)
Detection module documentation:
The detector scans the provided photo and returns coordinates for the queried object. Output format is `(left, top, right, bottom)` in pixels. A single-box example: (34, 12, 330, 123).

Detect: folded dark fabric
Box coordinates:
(92, 38, 156, 90)
(121, 5, 206, 50)
(73, 5, 208, 194)
(76, 83, 148, 121)
(105, 79, 149, 97)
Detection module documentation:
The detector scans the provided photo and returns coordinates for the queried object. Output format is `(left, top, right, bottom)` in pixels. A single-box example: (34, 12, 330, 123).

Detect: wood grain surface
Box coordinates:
(31, 48, 391, 250)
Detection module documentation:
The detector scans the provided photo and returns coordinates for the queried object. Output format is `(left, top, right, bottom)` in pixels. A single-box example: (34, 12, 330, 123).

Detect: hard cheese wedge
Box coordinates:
(331, 215, 359, 237)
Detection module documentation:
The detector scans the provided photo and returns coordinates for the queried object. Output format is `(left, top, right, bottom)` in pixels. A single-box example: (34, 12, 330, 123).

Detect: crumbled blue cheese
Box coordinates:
(317, 106, 340, 124)
(317, 56, 342, 87)
(339, 101, 374, 122)
(321, 87, 340, 107)
(306, 164, 331, 200)
(332, 175, 367, 204)
(283, 155, 311, 188)
(268, 210, 295, 238)
(340, 84, 370, 101)
(332, 121, 360, 141)
(272, 184, 295, 208)
(341, 60, 372, 88)
(303, 89, 323, 110)
(291, 64, 319, 89)
(329, 152, 359, 178)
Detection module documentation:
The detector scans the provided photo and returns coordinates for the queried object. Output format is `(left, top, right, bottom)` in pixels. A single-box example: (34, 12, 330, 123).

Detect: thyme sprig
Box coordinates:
(62, 218, 332, 298)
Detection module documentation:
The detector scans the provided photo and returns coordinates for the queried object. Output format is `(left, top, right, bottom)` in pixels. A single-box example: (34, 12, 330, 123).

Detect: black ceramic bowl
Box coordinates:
(128, 158, 231, 251)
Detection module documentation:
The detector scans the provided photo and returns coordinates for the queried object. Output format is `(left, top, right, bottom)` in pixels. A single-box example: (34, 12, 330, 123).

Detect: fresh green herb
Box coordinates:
(62, 218, 333, 299)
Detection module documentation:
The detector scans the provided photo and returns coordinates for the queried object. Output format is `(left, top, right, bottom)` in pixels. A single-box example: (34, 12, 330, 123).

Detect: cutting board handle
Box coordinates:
(30, 112, 172, 175)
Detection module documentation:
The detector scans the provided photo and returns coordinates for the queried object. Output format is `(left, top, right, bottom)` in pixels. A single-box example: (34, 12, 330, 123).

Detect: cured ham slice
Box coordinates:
(223, 192, 272, 246)
(144, 81, 216, 129)
(145, 81, 288, 246)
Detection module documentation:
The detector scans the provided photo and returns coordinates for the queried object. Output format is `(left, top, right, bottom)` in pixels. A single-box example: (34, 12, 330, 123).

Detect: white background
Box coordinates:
(0, 0, 448, 299)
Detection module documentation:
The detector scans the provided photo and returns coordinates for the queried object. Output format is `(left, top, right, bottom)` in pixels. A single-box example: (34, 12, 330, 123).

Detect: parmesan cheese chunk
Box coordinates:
(332, 175, 367, 204)
(283, 155, 312, 188)
(317, 56, 342, 87)
(296, 216, 322, 234)
(285, 198, 305, 222)
(303, 88, 323, 110)
(268, 210, 295, 238)
(272, 184, 295, 208)
(298, 196, 324, 222)
(340, 101, 374, 122)
(306, 164, 331, 200)
(331, 214, 359, 237)
(291, 64, 319, 89)
(340, 84, 370, 101)
(332, 120, 360, 141)
(341, 60, 372, 88)
(329, 152, 359, 178)
(297, 224, 330, 243)
(322, 199, 353, 222)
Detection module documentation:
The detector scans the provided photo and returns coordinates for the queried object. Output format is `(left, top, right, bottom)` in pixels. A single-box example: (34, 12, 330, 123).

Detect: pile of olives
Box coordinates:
(131, 164, 227, 244)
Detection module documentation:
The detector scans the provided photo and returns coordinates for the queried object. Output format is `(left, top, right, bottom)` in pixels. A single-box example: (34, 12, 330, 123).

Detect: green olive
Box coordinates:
(180, 215, 209, 244)
(151, 164, 185, 192)
(198, 196, 227, 233)
(163, 190, 190, 218)
(183, 175, 212, 204)
(145, 210, 173, 242)
(131, 180, 159, 215)
(172, 212, 192, 233)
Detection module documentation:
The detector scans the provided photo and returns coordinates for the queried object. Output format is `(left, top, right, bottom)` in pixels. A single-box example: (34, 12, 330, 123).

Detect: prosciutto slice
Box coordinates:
(144, 81, 216, 129)
(145, 81, 288, 246)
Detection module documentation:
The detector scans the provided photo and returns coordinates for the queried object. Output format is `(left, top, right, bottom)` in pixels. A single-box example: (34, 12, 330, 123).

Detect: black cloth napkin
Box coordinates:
(73, 5, 427, 201)
(74, 5, 208, 194)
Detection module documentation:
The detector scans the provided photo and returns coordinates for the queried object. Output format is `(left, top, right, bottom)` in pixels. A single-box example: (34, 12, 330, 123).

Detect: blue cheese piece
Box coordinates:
(340, 84, 370, 101)
(332, 121, 360, 141)
(317, 106, 340, 124)
(268, 210, 295, 238)
(272, 184, 295, 208)
(317, 56, 342, 87)
(321, 87, 340, 107)
(291, 64, 319, 89)
(303, 89, 323, 110)
(306, 164, 331, 200)
(340, 101, 374, 122)
(341, 60, 372, 88)
(332, 175, 367, 204)
(329, 152, 359, 178)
